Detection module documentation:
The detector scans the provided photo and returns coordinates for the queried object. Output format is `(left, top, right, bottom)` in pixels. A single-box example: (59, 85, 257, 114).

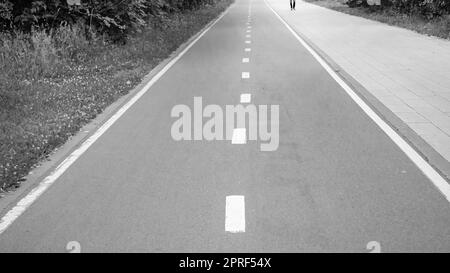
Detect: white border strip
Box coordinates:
(264, 0, 450, 203)
(0, 6, 232, 235)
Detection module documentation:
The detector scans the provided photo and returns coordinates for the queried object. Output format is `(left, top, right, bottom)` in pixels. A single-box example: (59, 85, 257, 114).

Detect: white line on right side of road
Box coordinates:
(0, 4, 234, 236)
(265, 0, 450, 203)
(225, 195, 245, 233)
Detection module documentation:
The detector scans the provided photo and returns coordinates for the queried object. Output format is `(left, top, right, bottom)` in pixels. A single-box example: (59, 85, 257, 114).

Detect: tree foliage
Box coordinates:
(345, 0, 450, 18)
(0, 0, 221, 41)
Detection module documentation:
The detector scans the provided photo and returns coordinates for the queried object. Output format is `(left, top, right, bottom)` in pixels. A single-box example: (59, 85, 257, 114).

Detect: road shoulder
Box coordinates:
(0, 2, 235, 219)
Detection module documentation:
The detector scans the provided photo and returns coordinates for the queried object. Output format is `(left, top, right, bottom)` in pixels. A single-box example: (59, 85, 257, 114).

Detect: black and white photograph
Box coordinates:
(0, 0, 450, 261)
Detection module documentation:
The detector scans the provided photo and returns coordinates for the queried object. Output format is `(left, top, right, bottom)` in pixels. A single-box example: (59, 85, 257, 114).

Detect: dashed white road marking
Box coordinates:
(246, 34, 251, 38)
(265, 0, 450, 203)
(225, 196, 245, 233)
(245, 48, 251, 52)
(240, 94, 251, 103)
(247, 30, 251, 33)
(245, 40, 251, 44)
(242, 72, 250, 79)
(242, 58, 249, 63)
(232, 128, 247, 144)
(0, 3, 234, 235)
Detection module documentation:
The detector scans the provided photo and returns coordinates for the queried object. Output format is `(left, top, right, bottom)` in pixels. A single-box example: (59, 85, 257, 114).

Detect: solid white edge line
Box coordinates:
(0, 5, 233, 235)
(225, 195, 245, 233)
(264, 0, 450, 203)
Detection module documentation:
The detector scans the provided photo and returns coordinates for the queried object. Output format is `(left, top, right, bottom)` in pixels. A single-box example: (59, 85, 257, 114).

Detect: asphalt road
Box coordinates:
(0, 0, 449, 252)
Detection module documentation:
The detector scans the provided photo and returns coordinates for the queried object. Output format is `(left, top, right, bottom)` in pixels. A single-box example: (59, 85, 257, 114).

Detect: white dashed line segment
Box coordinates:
(225, 196, 246, 233)
(232, 128, 247, 144)
(240, 94, 251, 103)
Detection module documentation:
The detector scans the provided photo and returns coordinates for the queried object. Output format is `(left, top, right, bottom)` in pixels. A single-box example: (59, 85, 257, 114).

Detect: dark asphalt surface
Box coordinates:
(0, 0, 449, 252)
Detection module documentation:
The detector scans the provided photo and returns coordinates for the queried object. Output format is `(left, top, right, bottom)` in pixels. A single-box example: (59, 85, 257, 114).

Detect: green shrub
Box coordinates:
(0, 0, 226, 42)
(345, 0, 450, 18)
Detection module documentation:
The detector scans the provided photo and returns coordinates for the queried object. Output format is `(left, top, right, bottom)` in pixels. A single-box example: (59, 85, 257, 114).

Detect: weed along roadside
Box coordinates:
(0, 0, 234, 194)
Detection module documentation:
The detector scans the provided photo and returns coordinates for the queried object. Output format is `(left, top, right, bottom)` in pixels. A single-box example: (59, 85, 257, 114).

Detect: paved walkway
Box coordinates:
(268, 0, 450, 162)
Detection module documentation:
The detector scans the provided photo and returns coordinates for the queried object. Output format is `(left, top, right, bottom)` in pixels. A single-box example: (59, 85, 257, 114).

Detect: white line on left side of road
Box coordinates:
(264, 0, 450, 203)
(225, 195, 245, 233)
(0, 5, 233, 235)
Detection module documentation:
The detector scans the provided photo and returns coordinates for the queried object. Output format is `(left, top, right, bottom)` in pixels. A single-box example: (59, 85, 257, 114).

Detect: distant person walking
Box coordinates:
(290, 0, 296, 10)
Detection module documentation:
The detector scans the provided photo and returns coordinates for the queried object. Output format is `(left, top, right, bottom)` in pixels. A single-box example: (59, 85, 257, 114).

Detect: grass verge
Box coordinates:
(0, 0, 233, 193)
(305, 0, 450, 40)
